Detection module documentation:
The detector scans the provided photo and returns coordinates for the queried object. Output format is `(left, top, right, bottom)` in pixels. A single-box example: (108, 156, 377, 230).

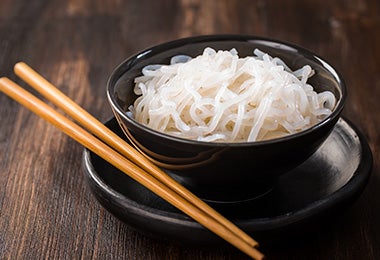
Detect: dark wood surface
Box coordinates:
(1, 0, 379, 259)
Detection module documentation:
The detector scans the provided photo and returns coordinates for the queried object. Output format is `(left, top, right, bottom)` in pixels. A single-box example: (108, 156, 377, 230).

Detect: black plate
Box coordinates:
(82, 117, 372, 246)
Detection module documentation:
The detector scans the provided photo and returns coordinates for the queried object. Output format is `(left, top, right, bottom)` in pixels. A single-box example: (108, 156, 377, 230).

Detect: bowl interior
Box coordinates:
(109, 35, 345, 140)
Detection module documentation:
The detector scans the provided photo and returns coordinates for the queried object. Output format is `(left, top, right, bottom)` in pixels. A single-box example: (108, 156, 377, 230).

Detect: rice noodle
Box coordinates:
(130, 47, 336, 142)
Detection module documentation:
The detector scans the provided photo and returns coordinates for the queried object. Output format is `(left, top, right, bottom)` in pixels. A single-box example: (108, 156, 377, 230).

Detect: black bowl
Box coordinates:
(106, 35, 346, 201)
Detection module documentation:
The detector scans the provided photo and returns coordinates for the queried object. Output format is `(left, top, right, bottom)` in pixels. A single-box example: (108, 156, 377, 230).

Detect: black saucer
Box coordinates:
(82, 117, 372, 245)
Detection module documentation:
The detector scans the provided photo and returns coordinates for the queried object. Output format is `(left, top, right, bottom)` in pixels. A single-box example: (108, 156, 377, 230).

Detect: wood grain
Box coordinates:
(1, 0, 379, 259)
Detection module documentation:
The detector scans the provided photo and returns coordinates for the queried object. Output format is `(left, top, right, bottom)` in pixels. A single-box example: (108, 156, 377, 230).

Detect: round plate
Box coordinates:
(82, 117, 372, 246)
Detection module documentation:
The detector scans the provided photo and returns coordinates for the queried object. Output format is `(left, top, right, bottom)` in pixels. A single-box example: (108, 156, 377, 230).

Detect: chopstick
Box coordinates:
(0, 77, 262, 259)
(0, 67, 263, 259)
(13, 62, 260, 248)
(13, 62, 261, 248)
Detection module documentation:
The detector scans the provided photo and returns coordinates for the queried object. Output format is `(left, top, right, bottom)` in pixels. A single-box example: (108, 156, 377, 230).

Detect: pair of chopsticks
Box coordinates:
(0, 62, 264, 259)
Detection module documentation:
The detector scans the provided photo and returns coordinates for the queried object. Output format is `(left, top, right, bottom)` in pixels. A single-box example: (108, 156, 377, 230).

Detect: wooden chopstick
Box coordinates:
(13, 63, 260, 246)
(0, 77, 263, 260)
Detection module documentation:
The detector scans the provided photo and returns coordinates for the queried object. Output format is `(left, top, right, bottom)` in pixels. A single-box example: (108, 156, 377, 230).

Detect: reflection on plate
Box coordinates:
(82, 117, 372, 245)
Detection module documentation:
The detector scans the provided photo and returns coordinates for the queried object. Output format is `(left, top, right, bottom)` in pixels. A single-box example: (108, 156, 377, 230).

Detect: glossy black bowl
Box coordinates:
(106, 35, 346, 202)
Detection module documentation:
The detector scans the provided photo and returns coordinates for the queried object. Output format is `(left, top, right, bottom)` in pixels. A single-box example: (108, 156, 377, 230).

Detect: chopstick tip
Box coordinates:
(0, 76, 9, 84)
(14, 61, 27, 73)
(0, 77, 11, 92)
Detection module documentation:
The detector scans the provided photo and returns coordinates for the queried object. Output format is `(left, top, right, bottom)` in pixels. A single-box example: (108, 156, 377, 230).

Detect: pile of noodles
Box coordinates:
(129, 48, 336, 142)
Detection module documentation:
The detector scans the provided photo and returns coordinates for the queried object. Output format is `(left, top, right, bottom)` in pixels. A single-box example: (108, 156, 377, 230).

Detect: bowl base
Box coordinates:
(167, 172, 275, 204)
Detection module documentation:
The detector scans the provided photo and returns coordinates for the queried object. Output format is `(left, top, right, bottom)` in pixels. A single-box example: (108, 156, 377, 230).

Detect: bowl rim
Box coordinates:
(106, 34, 347, 147)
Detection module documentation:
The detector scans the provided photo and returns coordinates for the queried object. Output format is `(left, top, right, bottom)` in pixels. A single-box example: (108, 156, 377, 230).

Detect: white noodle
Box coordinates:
(130, 47, 336, 142)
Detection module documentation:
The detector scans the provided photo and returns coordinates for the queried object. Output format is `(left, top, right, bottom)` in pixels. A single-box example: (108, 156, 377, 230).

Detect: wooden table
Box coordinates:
(1, 1, 379, 259)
